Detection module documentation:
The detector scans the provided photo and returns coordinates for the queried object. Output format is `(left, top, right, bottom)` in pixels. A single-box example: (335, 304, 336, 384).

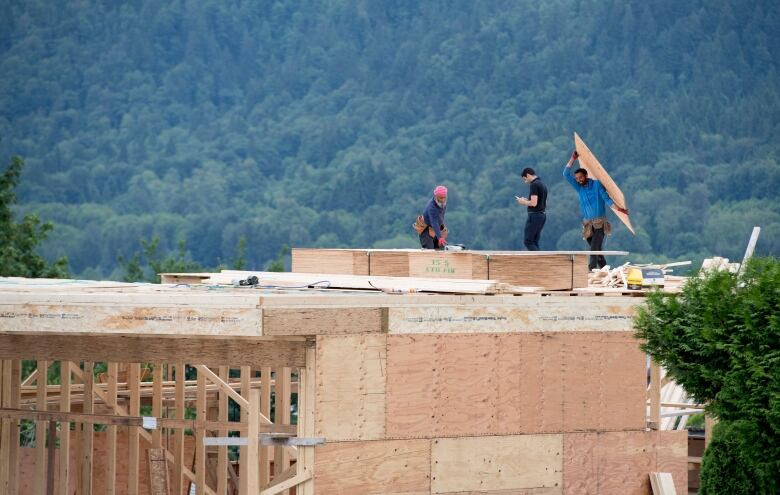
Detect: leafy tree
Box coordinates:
(0, 156, 68, 277)
(266, 244, 290, 272)
(635, 257, 780, 493)
(119, 236, 203, 283)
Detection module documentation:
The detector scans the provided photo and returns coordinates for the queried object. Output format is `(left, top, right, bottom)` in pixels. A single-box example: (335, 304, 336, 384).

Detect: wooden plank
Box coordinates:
(127, 363, 140, 495)
(387, 298, 638, 334)
(148, 448, 169, 495)
(262, 307, 387, 336)
(431, 434, 563, 493)
(649, 472, 677, 495)
(105, 362, 117, 495)
(574, 132, 635, 234)
(650, 360, 661, 428)
(80, 362, 93, 495)
(57, 361, 71, 495)
(216, 270, 501, 295)
(314, 439, 430, 494)
(0, 304, 262, 336)
(0, 334, 307, 368)
(34, 361, 48, 495)
(315, 334, 386, 441)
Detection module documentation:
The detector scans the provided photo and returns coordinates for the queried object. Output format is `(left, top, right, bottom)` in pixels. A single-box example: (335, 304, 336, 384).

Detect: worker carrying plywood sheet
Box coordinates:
(564, 135, 631, 270)
(414, 185, 449, 249)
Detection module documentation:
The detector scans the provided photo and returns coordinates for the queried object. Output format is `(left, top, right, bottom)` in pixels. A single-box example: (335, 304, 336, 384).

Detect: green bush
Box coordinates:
(635, 257, 780, 493)
(700, 421, 776, 495)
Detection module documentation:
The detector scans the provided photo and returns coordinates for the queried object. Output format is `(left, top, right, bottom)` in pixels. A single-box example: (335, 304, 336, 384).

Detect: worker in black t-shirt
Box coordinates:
(515, 167, 548, 251)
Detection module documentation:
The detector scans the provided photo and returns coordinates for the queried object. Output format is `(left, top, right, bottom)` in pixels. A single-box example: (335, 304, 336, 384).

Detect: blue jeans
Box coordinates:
(524, 212, 546, 250)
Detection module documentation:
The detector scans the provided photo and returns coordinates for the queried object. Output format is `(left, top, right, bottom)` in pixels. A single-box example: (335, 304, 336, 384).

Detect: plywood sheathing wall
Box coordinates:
(385, 332, 646, 438)
(313, 431, 686, 495)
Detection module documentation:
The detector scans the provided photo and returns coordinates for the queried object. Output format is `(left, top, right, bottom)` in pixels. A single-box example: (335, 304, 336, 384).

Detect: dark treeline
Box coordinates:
(1, 0, 778, 278)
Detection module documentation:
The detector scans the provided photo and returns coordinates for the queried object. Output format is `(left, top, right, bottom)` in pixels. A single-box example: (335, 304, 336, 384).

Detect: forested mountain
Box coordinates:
(1, 0, 778, 278)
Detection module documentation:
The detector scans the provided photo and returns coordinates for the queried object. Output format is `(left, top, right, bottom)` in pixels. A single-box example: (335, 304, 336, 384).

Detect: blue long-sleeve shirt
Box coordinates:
(563, 165, 613, 220)
(422, 197, 446, 238)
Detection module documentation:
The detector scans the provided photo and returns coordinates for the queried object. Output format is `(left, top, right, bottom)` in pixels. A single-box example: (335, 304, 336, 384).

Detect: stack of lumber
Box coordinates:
(700, 256, 740, 273)
(588, 261, 692, 289)
(208, 270, 538, 295)
(292, 248, 627, 290)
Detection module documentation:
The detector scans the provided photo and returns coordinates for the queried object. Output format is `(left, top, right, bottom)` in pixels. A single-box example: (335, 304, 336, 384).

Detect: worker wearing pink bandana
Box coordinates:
(419, 185, 448, 249)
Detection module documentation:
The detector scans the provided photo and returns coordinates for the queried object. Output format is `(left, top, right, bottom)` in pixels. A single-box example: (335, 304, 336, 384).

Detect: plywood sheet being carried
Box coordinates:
(292, 248, 369, 275)
(386, 332, 646, 439)
(315, 334, 387, 441)
(314, 439, 430, 495)
(574, 133, 635, 234)
(562, 430, 687, 495)
(431, 434, 563, 494)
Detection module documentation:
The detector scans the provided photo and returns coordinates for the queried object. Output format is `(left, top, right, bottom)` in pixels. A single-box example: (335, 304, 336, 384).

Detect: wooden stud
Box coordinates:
(34, 361, 48, 495)
(217, 366, 229, 495)
(128, 363, 140, 495)
(196, 366, 207, 495)
(650, 360, 661, 428)
(58, 361, 71, 495)
(80, 362, 94, 495)
(0, 360, 9, 494)
(152, 362, 163, 448)
(148, 448, 169, 495)
(274, 367, 292, 494)
(239, 365, 250, 495)
(7, 360, 20, 495)
(245, 389, 261, 495)
(173, 362, 185, 495)
(46, 421, 56, 495)
(260, 366, 272, 487)
(297, 348, 315, 495)
(105, 362, 118, 495)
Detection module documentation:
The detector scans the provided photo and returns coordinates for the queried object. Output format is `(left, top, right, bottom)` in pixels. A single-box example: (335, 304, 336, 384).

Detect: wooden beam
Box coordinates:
(262, 307, 387, 335)
(151, 363, 162, 448)
(0, 334, 308, 368)
(148, 448, 169, 495)
(196, 365, 249, 409)
(8, 360, 20, 495)
(297, 348, 315, 495)
(649, 360, 661, 428)
(275, 367, 291, 495)
(260, 366, 272, 487)
(0, 360, 10, 494)
(239, 366, 250, 495)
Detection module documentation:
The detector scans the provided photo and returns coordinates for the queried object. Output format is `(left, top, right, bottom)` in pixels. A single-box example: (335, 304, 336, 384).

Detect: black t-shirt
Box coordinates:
(528, 177, 547, 212)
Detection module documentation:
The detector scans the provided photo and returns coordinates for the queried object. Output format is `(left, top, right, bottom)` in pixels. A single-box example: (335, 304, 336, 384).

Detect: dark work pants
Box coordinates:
(586, 227, 607, 270)
(419, 231, 439, 249)
(523, 212, 546, 251)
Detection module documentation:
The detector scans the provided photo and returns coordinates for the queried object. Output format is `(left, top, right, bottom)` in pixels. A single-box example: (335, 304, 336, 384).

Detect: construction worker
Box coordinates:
(415, 185, 448, 249)
(515, 167, 548, 250)
(564, 151, 628, 269)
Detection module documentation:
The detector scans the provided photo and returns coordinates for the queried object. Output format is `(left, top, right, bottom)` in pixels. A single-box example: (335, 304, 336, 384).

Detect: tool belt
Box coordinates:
(581, 216, 612, 239)
(413, 215, 448, 239)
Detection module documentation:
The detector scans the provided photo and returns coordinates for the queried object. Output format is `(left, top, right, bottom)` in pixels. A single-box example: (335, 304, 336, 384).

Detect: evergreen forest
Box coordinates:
(1, 0, 779, 278)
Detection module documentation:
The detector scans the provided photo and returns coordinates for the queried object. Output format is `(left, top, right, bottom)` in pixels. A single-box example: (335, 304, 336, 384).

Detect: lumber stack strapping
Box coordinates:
(212, 270, 531, 295)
